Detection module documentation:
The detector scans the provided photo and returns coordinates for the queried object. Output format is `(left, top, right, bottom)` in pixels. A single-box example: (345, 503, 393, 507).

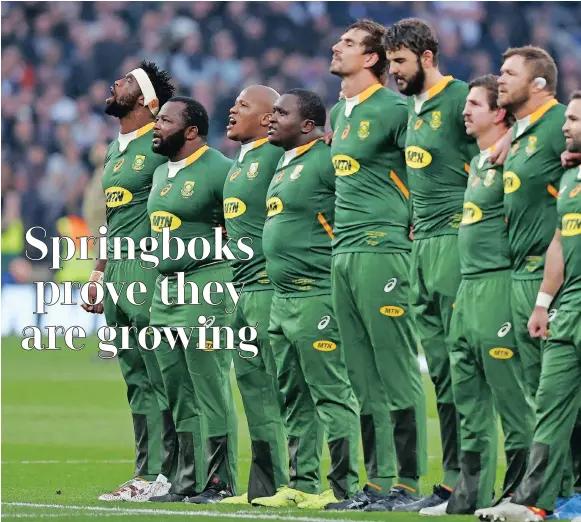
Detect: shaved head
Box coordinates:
(242, 85, 280, 110)
(227, 84, 280, 143)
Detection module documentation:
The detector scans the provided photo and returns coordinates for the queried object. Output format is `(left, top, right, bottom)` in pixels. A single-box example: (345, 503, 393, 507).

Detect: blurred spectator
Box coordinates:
(2, 1, 581, 281)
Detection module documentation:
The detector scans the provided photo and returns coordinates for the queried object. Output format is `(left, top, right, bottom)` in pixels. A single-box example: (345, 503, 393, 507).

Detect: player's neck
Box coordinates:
(170, 139, 207, 163)
(477, 125, 508, 152)
(341, 71, 381, 99)
(240, 131, 268, 145)
(119, 110, 154, 135)
(420, 68, 445, 94)
(285, 130, 324, 151)
(514, 93, 555, 121)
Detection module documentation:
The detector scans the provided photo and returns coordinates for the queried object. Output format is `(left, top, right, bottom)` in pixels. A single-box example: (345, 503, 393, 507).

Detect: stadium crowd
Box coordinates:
(2, 1, 581, 284)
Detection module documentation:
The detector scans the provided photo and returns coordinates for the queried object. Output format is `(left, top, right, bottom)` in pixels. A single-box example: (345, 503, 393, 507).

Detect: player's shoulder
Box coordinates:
(545, 102, 567, 125)
(258, 141, 285, 162)
(206, 147, 233, 167)
(440, 79, 470, 104)
(306, 139, 332, 162)
(374, 86, 406, 105)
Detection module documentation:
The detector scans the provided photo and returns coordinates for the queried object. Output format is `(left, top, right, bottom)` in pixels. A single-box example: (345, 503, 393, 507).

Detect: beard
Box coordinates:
(568, 137, 581, 153)
(498, 85, 529, 115)
(152, 128, 187, 157)
(396, 57, 426, 96)
(104, 92, 138, 118)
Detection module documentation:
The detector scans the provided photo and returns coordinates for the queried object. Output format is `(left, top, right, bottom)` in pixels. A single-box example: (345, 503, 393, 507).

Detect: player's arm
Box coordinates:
(528, 229, 563, 340)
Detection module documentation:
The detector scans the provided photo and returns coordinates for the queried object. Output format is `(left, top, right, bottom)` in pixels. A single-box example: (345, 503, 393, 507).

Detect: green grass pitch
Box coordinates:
(2, 336, 505, 521)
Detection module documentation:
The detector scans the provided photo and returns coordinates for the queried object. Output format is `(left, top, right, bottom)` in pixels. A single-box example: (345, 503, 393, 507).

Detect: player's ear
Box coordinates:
(364, 52, 379, 70)
(421, 50, 434, 68)
(302, 119, 315, 133)
(185, 125, 199, 141)
(260, 113, 272, 127)
(137, 93, 146, 110)
(495, 107, 508, 125)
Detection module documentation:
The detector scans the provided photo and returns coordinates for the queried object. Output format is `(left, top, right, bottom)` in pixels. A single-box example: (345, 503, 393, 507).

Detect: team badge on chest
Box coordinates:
(484, 169, 497, 187)
(358, 121, 370, 140)
(132, 154, 146, 171)
(181, 181, 195, 198)
(430, 111, 441, 130)
(290, 165, 303, 181)
(525, 136, 537, 156)
(247, 162, 259, 179)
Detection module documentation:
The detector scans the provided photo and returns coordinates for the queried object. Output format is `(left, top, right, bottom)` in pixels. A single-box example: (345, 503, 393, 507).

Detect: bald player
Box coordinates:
(221, 85, 288, 504)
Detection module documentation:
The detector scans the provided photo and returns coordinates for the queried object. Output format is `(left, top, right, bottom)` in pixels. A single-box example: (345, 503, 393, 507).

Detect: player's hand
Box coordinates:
(409, 225, 415, 241)
(81, 282, 103, 314)
(323, 131, 334, 146)
(490, 130, 512, 166)
(561, 150, 581, 168)
(528, 306, 549, 340)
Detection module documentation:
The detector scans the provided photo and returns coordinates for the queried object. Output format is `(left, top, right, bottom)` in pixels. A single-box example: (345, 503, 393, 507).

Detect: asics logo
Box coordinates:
(384, 278, 397, 292)
(548, 309, 557, 322)
(204, 316, 216, 327)
(497, 322, 512, 337)
(318, 315, 330, 330)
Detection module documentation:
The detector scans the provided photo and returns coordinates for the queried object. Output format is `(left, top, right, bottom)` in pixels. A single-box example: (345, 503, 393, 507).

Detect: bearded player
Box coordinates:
(384, 19, 479, 512)
(496, 46, 581, 500)
(82, 61, 177, 502)
(476, 90, 581, 522)
(221, 85, 288, 504)
(324, 19, 428, 512)
(147, 96, 238, 504)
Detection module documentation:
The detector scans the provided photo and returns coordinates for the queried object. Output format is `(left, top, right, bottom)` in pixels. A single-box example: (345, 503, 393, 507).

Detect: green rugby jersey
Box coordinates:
(223, 138, 283, 291)
(405, 76, 479, 238)
(262, 139, 335, 297)
(147, 145, 232, 275)
(503, 99, 566, 279)
(557, 165, 581, 310)
(102, 122, 167, 256)
(458, 146, 510, 277)
(330, 83, 411, 254)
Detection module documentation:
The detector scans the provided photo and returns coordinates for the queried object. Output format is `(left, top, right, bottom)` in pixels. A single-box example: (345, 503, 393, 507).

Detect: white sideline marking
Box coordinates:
(3, 514, 131, 518)
(3, 502, 366, 521)
(2, 455, 445, 465)
(1, 458, 252, 465)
